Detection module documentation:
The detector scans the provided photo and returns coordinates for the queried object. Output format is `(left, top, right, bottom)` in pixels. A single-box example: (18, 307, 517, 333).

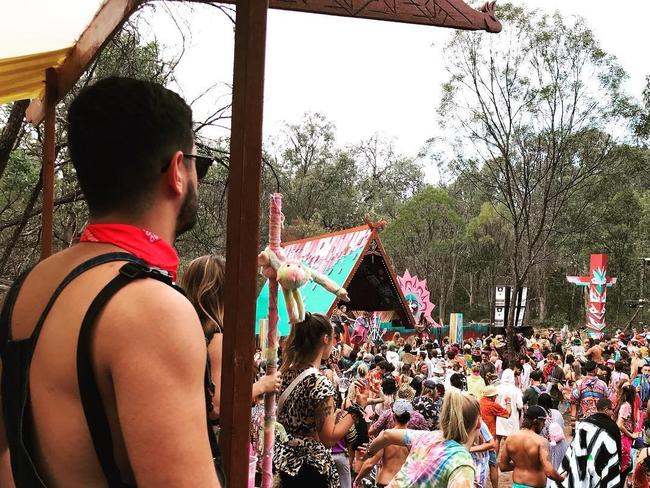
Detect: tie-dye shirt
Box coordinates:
(388, 430, 475, 488)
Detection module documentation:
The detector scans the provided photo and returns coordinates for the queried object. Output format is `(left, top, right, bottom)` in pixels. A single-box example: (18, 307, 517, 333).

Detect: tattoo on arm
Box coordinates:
(315, 397, 334, 432)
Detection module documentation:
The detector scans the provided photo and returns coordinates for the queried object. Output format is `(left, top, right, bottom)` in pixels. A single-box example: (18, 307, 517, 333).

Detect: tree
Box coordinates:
(439, 5, 627, 356)
(383, 186, 465, 323)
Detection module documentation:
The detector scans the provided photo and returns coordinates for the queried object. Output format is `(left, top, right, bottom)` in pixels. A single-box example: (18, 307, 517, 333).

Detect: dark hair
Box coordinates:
(349, 350, 358, 362)
(450, 373, 465, 390)
(596, 397, 613, 412)
(530, 370, 543, 382)
(381, 376, 397, 395)
(280, 313, 332, 373)
(68, 77, 193, 216)
(538, 393, 553, 411)
(614, 361, 625, 373)
(403, 344, 412, 353)
(394, 410, 411, 425)
(377, 360, 391, 372)
(566, 354, 575, 364)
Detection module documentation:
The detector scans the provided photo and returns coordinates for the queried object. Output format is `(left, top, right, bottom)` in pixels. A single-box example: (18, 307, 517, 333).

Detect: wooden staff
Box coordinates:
(261, 193, 282, 488)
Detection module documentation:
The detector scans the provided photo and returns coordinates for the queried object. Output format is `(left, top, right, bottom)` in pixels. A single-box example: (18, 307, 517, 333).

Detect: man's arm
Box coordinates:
(540, 440, 564, 482)
(104, 281, 220, 487)
(365, 429, 407, 459)
(497, 437, 514, 473)
(354, 449, 383, 486)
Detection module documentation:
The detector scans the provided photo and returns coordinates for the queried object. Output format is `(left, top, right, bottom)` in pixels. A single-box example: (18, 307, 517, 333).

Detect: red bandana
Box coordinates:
(80, 223, 179, 280)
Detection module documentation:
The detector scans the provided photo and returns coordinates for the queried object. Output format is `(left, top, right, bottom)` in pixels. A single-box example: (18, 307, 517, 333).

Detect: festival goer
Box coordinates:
(496, 369, 523, 450)
(354, 400, 412, 488)
(275, 313, 368, 488)
(364, 388, 481, 487)
(537, 393, 567, 476)
(570, 360, 608, 423)
(470, 420, 496, 488)
(616, 383, 641, 479)
(553, 398, 622, 488)
(0, 78, 223, 487)
(412, 378, 441, 430)
(480, 353, 496, 383)
(181, 255, 282, 418)
(498, 405, 565, 488)
(633, 447, 650, 488)
(480, 385, 511, 488)
(468, 364, 487, 399)
(523, 370, 544, 408)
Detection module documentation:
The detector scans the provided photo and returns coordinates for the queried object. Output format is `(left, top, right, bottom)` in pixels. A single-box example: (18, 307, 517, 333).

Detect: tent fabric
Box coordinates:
(0, 0, 103, 106)
(256, 227, 371, 337)
(0, 48, 71, 105)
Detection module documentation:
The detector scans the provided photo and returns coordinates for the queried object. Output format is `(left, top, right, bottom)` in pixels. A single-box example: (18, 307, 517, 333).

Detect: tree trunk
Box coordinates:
(0, 100, 29, 181)
(0, 171, 43, 275)
(469, 272, 475, 306)
(539, 276, 548, 322)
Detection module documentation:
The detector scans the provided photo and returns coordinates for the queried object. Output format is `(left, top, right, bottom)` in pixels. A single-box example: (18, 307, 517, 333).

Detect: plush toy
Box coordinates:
(257, 247, 349, 324)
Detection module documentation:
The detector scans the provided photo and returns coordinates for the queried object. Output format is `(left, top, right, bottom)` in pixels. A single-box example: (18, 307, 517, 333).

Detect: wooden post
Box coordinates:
(220, 0, 269, 484)
(40, 68, 57, 260)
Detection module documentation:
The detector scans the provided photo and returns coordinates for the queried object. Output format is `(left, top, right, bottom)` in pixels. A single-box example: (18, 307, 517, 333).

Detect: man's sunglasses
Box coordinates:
(161, 153, 214, 180)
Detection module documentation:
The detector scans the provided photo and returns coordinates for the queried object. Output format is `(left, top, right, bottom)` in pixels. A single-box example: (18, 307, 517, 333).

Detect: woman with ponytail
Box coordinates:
(274, 312, 368, 488)
(181, 255, 281, 419)
(363, 388, 480, 487)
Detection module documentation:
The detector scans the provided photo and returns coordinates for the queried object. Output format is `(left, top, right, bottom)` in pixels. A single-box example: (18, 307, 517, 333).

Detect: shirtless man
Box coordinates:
(354, 400, 411, 488)
(0, 78, 221, 486)
(586, 338, 604, 364)
(498, 406, 564, 488)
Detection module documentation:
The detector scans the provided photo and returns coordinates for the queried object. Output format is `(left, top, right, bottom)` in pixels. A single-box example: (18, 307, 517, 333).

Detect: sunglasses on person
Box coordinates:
(160, 153, 214, 180)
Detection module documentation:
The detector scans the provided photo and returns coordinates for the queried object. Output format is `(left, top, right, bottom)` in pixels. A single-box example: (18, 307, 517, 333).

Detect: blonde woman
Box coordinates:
(181, 255, 281, 419)
(364, 388, 480, 487)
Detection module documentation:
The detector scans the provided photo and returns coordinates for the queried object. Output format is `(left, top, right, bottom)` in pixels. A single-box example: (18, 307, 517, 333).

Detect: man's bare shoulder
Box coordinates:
(98, 278, 205, 358)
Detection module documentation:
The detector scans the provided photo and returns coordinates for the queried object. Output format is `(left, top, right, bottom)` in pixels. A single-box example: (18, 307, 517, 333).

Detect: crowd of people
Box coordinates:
(249, 311, 650, 488)
(0, 77, 648, 488)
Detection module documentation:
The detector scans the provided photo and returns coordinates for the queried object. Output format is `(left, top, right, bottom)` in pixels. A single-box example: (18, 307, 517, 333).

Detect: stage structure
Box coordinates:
(449, 313, 463, 344)
(566, 253, 617, 337)
(255, 223, 415, 337)
(398, 269, 436, 324)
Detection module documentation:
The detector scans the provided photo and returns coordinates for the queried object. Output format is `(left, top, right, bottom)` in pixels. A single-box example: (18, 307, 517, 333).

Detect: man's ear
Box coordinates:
(165, 150, 185, 196)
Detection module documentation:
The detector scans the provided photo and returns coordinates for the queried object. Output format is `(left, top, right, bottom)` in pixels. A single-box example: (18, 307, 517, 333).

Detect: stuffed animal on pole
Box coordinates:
(257, 247, 350, 324)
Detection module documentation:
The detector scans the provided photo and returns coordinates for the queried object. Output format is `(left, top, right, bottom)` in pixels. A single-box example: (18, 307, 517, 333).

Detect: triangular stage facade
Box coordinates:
(255, 224, 415, 337)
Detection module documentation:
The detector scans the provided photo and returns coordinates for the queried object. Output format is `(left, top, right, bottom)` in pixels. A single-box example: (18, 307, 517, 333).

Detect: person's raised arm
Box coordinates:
(540, 440, 564, 482)
(364, 429, 406, 459)
(317, 387, 368, 448)
(497, 438, 514, 473)
(105, 281, 220, 487)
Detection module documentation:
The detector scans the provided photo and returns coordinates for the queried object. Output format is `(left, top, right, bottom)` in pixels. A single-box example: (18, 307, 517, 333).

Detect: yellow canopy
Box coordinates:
(0, 0, 103, 107)
(0, 48, 71, 105)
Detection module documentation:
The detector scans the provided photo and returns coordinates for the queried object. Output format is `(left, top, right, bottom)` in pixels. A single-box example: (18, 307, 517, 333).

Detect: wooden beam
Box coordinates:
(40, 68, 57, 260)
(26, 0, 144, 125)
(187, 0, 501, 32)
(219, 0, 269, 484)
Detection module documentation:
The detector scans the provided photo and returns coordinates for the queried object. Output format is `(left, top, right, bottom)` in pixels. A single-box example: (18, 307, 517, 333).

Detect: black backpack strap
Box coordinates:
(0, 270, 30, 359)
(77, 261, 178, 488)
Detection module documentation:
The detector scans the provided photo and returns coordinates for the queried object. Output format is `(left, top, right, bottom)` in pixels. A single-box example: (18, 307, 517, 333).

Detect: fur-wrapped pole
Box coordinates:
(261, 193, 282, 488)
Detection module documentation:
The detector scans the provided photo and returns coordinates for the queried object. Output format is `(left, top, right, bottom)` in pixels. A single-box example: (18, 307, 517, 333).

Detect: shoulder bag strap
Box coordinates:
(277, 367, 318, 413)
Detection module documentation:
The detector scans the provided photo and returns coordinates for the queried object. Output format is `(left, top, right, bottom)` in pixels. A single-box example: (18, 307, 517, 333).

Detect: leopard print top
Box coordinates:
(273, 366, 339, 487)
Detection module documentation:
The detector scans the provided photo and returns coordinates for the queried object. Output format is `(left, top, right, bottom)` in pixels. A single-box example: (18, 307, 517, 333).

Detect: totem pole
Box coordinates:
(566, 254, 617, 337)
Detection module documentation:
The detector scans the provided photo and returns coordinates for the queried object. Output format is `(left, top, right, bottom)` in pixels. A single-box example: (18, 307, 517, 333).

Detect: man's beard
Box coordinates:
(175, 182, 199, 238)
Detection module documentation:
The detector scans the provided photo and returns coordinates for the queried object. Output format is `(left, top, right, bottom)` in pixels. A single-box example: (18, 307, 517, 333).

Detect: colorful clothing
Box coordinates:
(371, 408, 429, 434)
(471, 421, 492, 488)
(571, 376, 608, 420)
(619, 402, 635, 473)
(388, 430, 475, 488)
(479, 396, 510, 440)
(412, 396, 440, 430)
